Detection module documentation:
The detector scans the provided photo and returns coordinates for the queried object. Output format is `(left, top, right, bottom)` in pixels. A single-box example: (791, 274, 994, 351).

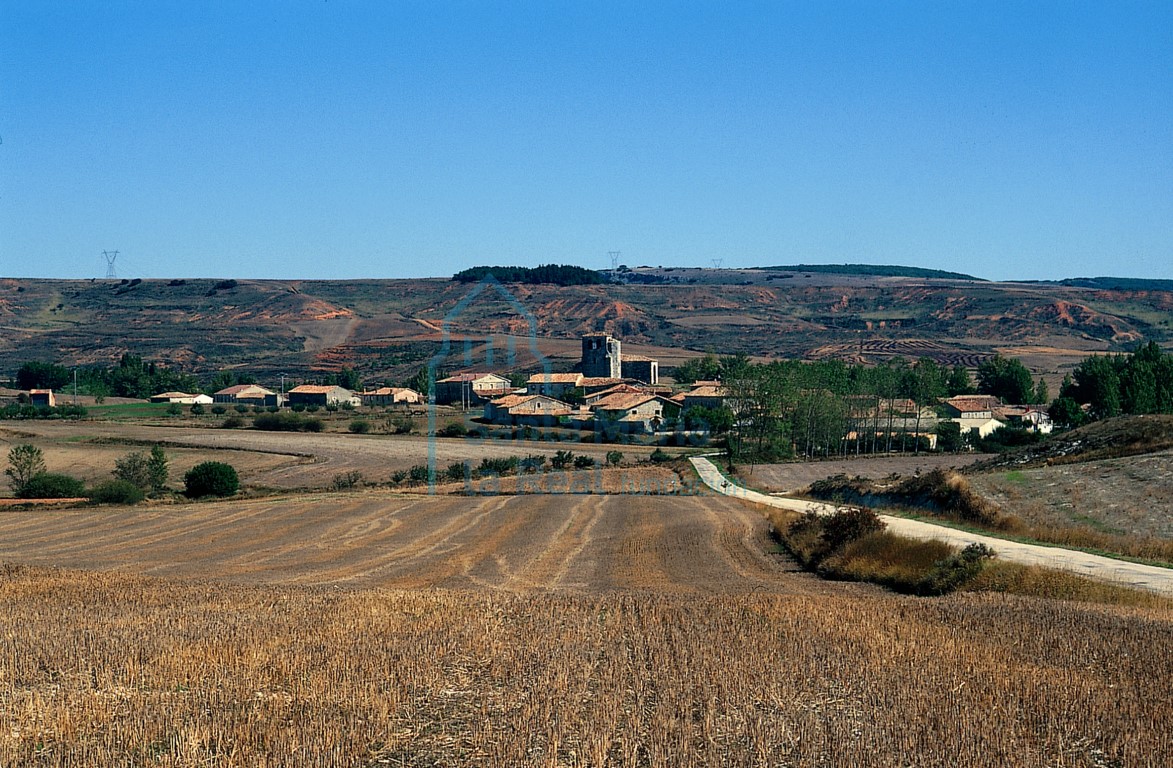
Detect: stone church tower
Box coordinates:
(581, 334, 622, 378)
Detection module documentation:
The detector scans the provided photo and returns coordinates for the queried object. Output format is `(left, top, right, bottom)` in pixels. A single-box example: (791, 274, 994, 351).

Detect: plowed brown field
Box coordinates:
(0, 493, 832, 595)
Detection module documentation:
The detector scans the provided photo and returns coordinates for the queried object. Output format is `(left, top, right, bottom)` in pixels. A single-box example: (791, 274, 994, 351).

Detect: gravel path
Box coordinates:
(691, 457, 1173, 596)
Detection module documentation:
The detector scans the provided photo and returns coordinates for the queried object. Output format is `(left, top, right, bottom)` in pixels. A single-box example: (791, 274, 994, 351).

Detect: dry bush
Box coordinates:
(968, 560, 1173, 610)
(0, 564, 1170, 767)
(822, 531, 955, 586)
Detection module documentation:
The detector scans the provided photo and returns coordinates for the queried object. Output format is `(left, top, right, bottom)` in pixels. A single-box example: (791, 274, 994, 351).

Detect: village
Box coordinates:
(10, 331, 1053, 449)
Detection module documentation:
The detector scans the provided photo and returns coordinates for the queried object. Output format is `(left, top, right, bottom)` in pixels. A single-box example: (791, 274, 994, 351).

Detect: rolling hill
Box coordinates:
(1, 269, 1170, 386)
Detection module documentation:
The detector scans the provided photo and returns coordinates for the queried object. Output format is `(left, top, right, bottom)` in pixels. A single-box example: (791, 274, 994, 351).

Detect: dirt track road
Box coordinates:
(692, 457, 1173, 596)
(0, 492, 844, 595)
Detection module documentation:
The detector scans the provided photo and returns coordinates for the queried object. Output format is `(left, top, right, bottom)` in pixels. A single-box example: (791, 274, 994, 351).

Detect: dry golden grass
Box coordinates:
(1, 564, 1171, 767)
(968, 561, 1173, 610)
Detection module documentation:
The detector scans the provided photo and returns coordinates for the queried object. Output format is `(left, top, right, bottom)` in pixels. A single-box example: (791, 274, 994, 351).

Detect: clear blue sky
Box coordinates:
(1, 1, 1170, 281)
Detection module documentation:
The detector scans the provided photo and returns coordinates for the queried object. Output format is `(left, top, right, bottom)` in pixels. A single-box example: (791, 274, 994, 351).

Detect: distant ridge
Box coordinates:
(762, 264, 982, 281)
(1055, 277, 1173, 292)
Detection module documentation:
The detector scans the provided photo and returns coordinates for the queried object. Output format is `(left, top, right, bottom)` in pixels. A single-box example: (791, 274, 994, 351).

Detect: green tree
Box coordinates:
(5, 444, 46, 495)
(976, 355, 1034, 404)
(113, 451, 152, 492)
(935, 421, 964, 453)
(1032, 377, 1050, 406)
(16, 362, 71, 391)
(1048, 396, 1086, 429)
(945, 365, 976, 396)
(1072, 355, 1121, 419)
(184, 461, 239, 498)
(147, 445, 170, 494)
(673, 354, 722, 385)
(19, 473, 85, 499)
(905, 358, 946, 455)
(333, 367, 361, 391)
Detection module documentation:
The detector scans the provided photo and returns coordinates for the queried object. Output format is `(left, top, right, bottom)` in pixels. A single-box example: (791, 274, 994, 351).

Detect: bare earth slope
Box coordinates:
(3, 273, 1169, 383)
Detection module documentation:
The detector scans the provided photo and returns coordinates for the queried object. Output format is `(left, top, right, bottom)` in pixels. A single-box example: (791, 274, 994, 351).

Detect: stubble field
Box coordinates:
(1, 422, 661, 492)
(0, 487, 1171, 766)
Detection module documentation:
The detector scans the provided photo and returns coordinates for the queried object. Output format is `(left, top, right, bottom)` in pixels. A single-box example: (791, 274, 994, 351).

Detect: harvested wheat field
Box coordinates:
(0, 564, 1170, 767)
(7, 422, 660, 490)
(0, 493, 812, 594)
(1, 493, 1171, 766)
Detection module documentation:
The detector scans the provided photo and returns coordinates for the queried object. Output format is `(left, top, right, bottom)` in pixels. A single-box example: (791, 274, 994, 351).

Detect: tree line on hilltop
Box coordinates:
(452, 264, 608, 286)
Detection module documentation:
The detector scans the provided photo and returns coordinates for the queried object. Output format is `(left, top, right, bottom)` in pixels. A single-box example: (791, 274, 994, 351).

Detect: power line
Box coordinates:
(102, 250, 120, 279)
(608, 250, 621, 270)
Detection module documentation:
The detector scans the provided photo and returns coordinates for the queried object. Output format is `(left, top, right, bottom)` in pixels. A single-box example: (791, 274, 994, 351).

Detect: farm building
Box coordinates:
(680, 383, 730, 411)
(213, 384, 276, 406)
(360, 387, 422, 407)
(993, 406, 1054, 434)
(945, 416, 1006, 439)
(940, 395, 1000, 420)
(526, 372, 584, 398)
(28, 389, 55, 407)
(584, 383, 647, 405)
(590, 392, 680, 433)
(620, 355, 659, 385)
(149, 392, 213, 405)
(484, 394, 576, 426)
(579, 377, 632, 394)
(434, 373, 512, 406)
(287, 385, 355, 407)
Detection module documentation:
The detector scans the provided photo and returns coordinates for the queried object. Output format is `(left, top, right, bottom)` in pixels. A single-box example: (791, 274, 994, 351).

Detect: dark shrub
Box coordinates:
(253, 412, 322, 432)
(390, 470, 408, 484)
(520, 454, 546, 472)
(438, 422, 467, 438)
(18, 473, 87, 499)
(820, 507, 887, 553)
(306, 404, 320, 413)
(211, 405, 227, 415)
(408, 464, 429, 483)
(477, 456, 519, 477)
(88, 479, 145, 505)
(649, 448, 671, 463)
(573, 455, 595, 469)
(234, 404, 249, 414)
(349, 419, 371, 434)
(331, 471, 364, 490)
(606, 450, 623, 466)
(445, 462, 467, 481)
(387, 414, 413, 434)
(166, 403, 182, 416)
(914, 543, 995, 596)
(190, 403, 205, 415)
(551, 450, 574, 469)
(184, 461, 239, 498)
(221, 416, 244, 429)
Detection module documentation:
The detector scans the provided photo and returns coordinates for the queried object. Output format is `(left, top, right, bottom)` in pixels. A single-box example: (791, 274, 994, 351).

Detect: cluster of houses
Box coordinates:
(845, 394, 1053, 449)
(482, 376, 723, 434)
(16, 331, 1053, 444)
(149, 383, 424, 409)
